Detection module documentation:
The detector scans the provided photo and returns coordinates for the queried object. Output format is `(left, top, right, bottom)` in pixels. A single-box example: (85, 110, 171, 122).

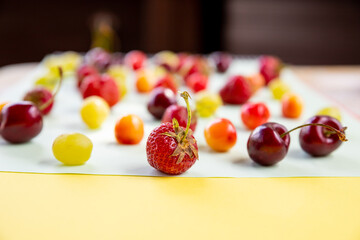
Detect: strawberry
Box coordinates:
(219, 75, 252, 104)
(146, 92, 199, 175)
(80, 74, 120, 107)
(259, 55, 283, 85)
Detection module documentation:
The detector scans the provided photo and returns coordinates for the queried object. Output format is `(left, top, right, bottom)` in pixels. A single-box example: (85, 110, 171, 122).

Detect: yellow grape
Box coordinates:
(80, 96, 110, 129)
(52, 133, 93, 166)
(195, 91, 222, 117)
(317, 107, 342, 122)
(107, 65, 129, 98)
(269, 79, 291, 100)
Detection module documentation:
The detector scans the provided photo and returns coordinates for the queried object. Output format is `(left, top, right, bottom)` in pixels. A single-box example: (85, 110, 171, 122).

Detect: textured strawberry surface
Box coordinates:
(220, 75, 251, 104)
(146, 122, 198, 175)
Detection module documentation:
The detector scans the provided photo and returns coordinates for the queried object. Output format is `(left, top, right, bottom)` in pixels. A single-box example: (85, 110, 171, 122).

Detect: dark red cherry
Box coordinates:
(162, 104, 197, 132)
(147, 87, 177, 120)
(211, 52, 232, 73)
(0, 101, 43, 143)
(299, 115, 346, 157)
(247, 122, 290, 166)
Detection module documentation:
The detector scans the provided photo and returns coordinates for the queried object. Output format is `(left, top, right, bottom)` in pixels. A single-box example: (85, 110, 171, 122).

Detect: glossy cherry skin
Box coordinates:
(147, 87, 177, 119)
(162, 104, 197, 131)
(247, 122, 290, 166)
(0, 101, 43, 143)
(23, 87, 54, 115)
(299, 115, 343, 157)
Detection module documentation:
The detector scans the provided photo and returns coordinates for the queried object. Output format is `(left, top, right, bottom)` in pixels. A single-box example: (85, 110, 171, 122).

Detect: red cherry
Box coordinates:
(84, 48, 112, 72)
(299, 116, 346, 157)
(162, 104, 197, 132)
(23, 87, 54, 115)
(124, 50, 146, 70)
(147, 87, 177, 120)
(211, 52, 232, 73)
(0, 102, 43, 143)
(241, 102, 270, 130)
(220, 75, 252, 104)
(247, 122, 290, 166)
(80, 74, 120, 107)
(76, 64, 98, 88)
(186, 72, 208, 93)
(154, 74, 178, 94)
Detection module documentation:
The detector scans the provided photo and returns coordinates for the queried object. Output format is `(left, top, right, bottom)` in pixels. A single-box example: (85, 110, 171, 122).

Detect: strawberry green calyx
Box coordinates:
(162, 91, 199, 164)
(39, 67, 63, 112)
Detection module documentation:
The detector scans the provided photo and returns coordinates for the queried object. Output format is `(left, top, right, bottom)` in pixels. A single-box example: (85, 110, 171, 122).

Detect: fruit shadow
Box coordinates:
(286, 149, 323, 160)
(0, 141, 45, 159)
(198, 144, 251, 165)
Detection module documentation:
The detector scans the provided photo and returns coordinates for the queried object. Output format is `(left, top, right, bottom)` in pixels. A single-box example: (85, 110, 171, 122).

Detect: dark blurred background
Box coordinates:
(0, 0, 359, 66)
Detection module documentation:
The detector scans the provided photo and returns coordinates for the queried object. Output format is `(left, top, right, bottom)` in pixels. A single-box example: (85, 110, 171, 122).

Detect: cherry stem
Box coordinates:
(39, 67, 63, 112)
(179, 91, 192, 143)
(280, 123, 348, 142)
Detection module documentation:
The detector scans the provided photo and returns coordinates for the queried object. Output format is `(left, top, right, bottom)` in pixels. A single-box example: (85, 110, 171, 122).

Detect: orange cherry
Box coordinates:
(281, 93, 303, 118)
(135, 71, 154, 93)
(204, 118, 237, 152)
(115, 114, 144, 144)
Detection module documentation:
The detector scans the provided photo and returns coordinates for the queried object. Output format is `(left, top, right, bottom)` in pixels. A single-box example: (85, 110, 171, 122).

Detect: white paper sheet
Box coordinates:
(0, 59, 359, 177)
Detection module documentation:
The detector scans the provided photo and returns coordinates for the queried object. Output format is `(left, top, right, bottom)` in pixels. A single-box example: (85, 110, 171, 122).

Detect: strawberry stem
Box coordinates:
(180, 91, 191, 143)
(39, 67, 63, 112)
(280, 123, 347, 142)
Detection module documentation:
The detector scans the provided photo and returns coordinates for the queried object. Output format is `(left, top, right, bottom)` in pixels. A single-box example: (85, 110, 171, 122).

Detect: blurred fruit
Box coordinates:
(84, 47, 112, 72)
(246, 73, 265, 94)
(147, 87, 177, 119)
(186, 72, 208, 93)
(259, 56, 283, 85)
(44, 51, 82, 74)
(0, 102, 43, 143)
(80, 96, 110, 129)
(154, 74, 178, 94)
(76, 64, 99, 88)
(35, 71, 60, 91)
(115, 114, 144, 144)
(23, 87, 54, 115)
(52, 133, 93, 166)
(204, 118, 237, 152)
(162, 104, 197, 131)
(268, 79, 290, 100)
(281, 93, 303, 118)
(179, 55, 210, 81)
(107, 65, 128, 98)
(220, 75, 252, 104)
(154, 51, 179, 72)
(241, 102, 270, 130)
(136, 70, 154, 93)
(124, 50, 147, 70)
(80, 74, 120, 107)
(317, 107, 342, 122)
(195, 91, 222, 117)
(0, 102, 9, 113)
(210, 52, 232, 73)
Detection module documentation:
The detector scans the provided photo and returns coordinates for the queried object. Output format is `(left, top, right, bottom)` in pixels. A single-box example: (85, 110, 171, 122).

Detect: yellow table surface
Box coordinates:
(0, 173, 359, 240)
(1, 64, 360, 239)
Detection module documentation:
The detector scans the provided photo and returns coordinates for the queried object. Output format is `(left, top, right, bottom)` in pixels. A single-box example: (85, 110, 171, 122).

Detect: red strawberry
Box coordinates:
(162, 104, 197, 132)
(80, 74, 120, 107)
(259, 55, 283, 85)
(154, 74, 178, 94)
(146, 92, 199, 175)
(186, 72, 208, 93)
(124, 50, 147, 70)
(23, 87, 54, 115)
(220, 75, 252, 104)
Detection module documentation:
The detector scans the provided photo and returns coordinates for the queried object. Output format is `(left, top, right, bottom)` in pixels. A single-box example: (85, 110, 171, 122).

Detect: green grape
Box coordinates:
(195, 91, 222, 118)
(269, 79, 291, 100)
(317, 107, 342, 122)
(80, 96, 110, 129)
(52, 133, 93, 166)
